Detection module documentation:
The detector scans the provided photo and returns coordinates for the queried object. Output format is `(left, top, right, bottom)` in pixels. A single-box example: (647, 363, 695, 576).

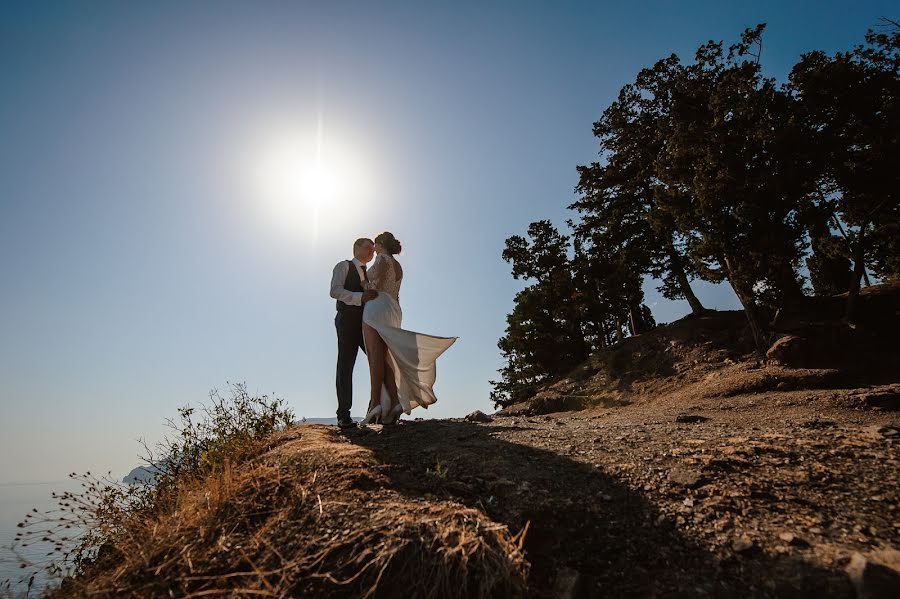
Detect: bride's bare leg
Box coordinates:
(383, 360, 400, 409)
(363, 323, 385, 414)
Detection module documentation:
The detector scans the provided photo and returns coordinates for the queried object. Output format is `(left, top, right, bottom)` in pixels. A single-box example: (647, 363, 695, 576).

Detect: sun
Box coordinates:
(302, 162, 338, 205)
(249, 118, 373, 240)
(255, 140, 339, 209)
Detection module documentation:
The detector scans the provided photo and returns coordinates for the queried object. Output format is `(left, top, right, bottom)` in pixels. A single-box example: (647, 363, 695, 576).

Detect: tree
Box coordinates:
(802, 187, 853, 295)
(659, 25, 809, 350)
(572, 54, 707, 315)
(571, 235, 642, 344)
(789, 22, 900, 316)
(490, 221, 590, 407)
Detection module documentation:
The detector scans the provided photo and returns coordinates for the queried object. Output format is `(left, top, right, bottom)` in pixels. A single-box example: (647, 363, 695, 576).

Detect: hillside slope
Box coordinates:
(53, 286, 900, 598)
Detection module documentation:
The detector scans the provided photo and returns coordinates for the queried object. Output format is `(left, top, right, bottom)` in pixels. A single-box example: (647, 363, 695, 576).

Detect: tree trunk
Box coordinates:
(667, 239, 706, 314)
(723, 253, 767, 355)
(628, 307, 639, 336)
(776, 258, 805, 303)
(845, 225, 867, 324)
(615, 318, 624, 342)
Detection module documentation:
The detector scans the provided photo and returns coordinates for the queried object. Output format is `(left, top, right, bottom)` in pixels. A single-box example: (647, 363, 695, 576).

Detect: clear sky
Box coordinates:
(1, 1, 894, 483)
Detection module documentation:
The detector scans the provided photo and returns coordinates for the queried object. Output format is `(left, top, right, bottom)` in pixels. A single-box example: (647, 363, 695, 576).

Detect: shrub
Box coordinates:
(11, 382, 293, 588)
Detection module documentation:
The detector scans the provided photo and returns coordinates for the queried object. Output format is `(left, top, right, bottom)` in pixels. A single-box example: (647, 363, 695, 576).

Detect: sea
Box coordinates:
(0, 480, 79, 594)
(0, 419, 351, 593)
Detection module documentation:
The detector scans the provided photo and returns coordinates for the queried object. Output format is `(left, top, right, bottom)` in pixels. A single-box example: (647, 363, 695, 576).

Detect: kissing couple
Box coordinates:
(330, 232, 457, 428)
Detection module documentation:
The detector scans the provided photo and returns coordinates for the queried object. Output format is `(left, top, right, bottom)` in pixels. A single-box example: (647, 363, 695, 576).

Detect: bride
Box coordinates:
(361, 231, 457, 424)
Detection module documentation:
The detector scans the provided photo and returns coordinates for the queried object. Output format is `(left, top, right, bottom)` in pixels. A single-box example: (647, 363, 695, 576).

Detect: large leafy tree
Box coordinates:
(789, 22, 900, 314)
(658, 25, 809, 349)
(573, 55, 707, 315)
(491, 220, 653, 408)
(492, 23, 899, 405)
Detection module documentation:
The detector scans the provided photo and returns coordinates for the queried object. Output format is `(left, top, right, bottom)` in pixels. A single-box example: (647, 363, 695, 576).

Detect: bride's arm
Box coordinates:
(367, 254, 389, 291)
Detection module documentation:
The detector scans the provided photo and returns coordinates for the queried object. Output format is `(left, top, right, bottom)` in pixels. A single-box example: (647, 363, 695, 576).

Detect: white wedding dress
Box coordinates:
(361, 253, 457, 424)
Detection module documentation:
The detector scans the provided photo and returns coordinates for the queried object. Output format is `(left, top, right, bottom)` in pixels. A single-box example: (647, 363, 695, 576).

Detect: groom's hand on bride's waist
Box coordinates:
(362, 290, 379, 303)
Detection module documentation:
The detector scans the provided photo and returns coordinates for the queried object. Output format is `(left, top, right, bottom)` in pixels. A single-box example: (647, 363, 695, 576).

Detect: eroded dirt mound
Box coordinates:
(52, 427, 528, 598)
(502, 284, 900, 418)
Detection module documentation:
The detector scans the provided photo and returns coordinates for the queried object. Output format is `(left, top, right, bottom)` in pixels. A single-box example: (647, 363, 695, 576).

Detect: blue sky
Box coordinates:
(0, 1, 894, 482)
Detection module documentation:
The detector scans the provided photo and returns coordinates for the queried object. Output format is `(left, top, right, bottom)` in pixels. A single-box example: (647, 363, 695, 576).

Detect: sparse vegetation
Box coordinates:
(10, 386, 529, 598)
(11, 382, 293, 593)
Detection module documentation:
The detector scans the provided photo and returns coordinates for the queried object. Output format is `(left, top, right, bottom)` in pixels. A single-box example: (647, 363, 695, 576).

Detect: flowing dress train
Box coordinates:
(361, 254, 457, 423)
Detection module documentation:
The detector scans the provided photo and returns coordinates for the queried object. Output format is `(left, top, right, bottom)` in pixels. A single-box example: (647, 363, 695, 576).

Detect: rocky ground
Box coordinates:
(338, 300, 900, 598)
(343, 377, 899, 598)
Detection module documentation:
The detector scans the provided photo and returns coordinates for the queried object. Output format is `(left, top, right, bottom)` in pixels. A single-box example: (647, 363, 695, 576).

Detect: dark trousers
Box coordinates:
(335, 310, 366, 420)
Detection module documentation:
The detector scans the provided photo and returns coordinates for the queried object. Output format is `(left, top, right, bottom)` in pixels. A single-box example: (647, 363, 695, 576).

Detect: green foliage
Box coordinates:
(491, 221, 653, 408)
(790, 22, 900, 304)
(674, 28, 808, 309)
(491, 222, 593, 407)
(572, 53, 707, 315)
(494, 21, 899, 402)
(153, 383, 294, 493)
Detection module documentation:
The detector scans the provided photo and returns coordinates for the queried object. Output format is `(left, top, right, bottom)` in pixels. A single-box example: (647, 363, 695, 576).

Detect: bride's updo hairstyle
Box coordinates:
(375, 232, 402, 255)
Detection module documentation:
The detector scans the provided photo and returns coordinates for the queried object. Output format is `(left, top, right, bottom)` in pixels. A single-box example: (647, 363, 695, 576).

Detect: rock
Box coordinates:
(732, 536, 755, 553)
(668, 467, 705, 488)
(845, 551, 900, 599)
(465, 410, 493, 423)
(766, 335, 808, 368)
(859, 392, 900, 411)
(714, 517, 733, 531)
(676, 414, 710, 424)
(553, 567, 583, 599)
(777, 532, 810, 547)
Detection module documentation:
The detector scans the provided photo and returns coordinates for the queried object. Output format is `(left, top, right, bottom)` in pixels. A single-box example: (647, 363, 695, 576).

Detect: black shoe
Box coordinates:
(337, 417, 357, 429)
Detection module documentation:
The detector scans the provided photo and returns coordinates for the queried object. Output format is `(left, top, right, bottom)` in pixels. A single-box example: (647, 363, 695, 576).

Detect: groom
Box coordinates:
(329, 237, 378, 429)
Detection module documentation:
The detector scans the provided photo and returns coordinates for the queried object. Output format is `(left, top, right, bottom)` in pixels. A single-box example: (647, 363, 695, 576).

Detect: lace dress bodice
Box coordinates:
(367, 254, 402, 302)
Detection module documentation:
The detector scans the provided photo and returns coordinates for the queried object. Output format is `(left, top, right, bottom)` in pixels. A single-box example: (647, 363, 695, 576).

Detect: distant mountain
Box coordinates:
(123, 464, 161, 485)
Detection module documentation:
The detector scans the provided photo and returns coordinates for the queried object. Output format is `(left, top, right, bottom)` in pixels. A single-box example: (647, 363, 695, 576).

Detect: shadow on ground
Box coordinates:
(347, 420, 852, 598)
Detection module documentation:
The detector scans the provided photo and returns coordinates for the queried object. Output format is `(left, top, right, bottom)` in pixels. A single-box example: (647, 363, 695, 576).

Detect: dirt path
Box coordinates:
(341, 391, 899, 598)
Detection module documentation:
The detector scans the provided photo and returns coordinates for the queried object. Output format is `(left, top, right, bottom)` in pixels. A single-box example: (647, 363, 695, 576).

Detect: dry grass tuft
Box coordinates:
(47, 427, 528, 598)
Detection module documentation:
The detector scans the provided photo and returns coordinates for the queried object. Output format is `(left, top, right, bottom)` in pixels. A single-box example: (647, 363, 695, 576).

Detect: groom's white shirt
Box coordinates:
(330, 258, 367, 306)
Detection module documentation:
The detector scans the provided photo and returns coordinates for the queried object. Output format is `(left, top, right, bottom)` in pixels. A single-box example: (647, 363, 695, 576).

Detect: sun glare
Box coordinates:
(249, 117, 374, 242)
(303, 163, 338, 205)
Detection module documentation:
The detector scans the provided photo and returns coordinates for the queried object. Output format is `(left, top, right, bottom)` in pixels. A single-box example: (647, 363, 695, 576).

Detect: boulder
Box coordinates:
(766, 335, 809, 368)
(465, 410, 493, 423)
